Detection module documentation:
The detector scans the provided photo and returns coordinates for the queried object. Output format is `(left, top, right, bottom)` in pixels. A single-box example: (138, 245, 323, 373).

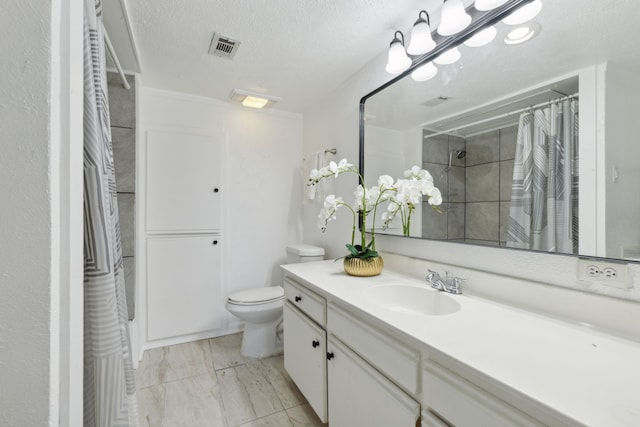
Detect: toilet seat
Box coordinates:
(227, 286, 284, 306)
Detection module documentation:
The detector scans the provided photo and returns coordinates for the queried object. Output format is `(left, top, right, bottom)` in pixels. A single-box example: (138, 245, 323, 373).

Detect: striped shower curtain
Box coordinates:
(83, 0, 139, 425)
(507, 98, 579, 254)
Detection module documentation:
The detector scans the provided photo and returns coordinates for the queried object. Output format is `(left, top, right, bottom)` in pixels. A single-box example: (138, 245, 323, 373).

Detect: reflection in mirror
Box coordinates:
(363, 0, 640, 261)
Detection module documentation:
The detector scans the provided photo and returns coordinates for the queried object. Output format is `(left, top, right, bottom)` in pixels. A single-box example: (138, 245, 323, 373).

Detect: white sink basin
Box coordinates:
(363, 284, 461, 316)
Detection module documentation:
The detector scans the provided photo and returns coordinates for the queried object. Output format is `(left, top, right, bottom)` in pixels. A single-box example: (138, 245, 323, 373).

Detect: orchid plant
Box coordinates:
(308, 159, 442, 260)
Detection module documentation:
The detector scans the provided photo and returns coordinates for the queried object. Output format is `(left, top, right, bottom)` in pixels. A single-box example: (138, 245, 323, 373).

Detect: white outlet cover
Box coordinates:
(577, 258, 630, 289)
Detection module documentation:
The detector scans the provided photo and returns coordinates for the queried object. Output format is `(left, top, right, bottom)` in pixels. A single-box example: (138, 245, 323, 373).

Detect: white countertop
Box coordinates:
(282, 259, 640, 427)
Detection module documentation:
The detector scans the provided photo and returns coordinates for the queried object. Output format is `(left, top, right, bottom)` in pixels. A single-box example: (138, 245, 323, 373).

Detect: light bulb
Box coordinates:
(438, 0, 472, 36)
(502, 0, 543, 25)
(464, 26, 497, 47)
(407, 12, 436, 55)
(504, 26, 536, 44)
(411, 62, 438, 82)
(385, 33, 412, 74)
(434, 47, 461, 65)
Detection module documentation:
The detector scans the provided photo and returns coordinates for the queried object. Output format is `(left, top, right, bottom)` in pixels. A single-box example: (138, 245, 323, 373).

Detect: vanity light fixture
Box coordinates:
(434, 47, 462, 65)
(407, 11, 436, 55)
(385, 31, 412, 74)
(463, 26, 497, 47)
(502, 0, 542, 25)
(474, 0, 509, 11)
(229, 89, 281, 109)
(411, 61, 438, 82)
(438, 0, 472, 36)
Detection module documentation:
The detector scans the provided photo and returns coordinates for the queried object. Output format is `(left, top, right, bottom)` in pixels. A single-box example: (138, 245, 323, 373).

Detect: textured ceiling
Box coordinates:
(115, 0, 451, 113)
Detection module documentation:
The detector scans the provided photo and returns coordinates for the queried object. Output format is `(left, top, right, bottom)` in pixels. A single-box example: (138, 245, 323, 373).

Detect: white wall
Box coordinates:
(0, 1, 83, 426)
(302, 53, 640, 304)
(139, 87, 303, 347)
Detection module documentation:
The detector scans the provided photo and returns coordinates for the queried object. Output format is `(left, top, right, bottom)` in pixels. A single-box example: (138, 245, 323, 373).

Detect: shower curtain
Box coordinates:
(83, 0, 139, 425)
(507, 98, 579, 253)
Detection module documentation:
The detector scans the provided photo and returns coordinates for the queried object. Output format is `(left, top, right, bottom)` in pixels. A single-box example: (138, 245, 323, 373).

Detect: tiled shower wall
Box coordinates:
(421, 125, 518, 246)
(108, 72, 136, 320)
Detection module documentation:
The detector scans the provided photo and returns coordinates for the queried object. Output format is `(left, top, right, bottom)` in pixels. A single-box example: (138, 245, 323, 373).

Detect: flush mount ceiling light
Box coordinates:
(504, 24, 539, 44)
(411, 61, 438, 82)
(502, 0, 542, 25)
(407, 11, 436, 55)
(385, 31, 412, 74)
(438, 0, 472, 36)
(463, 25, 497, 47)
(434, 47, 461, 65)
(474, 0, 509, 11)
(229, 89, 281, 109)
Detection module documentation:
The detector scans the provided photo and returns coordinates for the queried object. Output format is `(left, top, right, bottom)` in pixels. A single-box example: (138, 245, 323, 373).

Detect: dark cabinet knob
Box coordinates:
(212, 240, 218, 245)
(312, 340, 320, 348)
(327, 352, 334, 360)
(294, 296, 302, 302)
(213, 188, 220, 193)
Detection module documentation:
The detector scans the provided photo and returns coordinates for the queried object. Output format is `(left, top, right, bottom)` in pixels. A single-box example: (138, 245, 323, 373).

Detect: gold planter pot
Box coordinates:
(343, 256, 384, 277)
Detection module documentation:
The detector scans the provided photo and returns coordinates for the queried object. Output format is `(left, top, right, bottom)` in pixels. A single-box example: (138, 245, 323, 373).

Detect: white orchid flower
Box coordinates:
(428, 188, 443, 206)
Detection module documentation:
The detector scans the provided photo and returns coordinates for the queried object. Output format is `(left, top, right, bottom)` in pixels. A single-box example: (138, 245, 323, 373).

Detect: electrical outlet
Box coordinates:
(587, 265, 600, 276)
(578, 258, 629, 289)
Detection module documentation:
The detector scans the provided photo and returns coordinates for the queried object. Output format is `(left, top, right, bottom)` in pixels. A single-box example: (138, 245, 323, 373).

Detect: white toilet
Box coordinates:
(226, 244, 324, 358)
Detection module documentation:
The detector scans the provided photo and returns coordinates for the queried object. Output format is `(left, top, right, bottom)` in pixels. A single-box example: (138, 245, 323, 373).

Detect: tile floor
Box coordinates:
(136, 333, 326, 427)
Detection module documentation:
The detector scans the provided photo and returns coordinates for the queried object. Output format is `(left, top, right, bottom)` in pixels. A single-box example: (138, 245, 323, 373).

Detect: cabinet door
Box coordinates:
(327, 336, 420, 427)
(283, 302, 327, 423)
(147, 235, 223, 340)
(146, 129, 223, 232)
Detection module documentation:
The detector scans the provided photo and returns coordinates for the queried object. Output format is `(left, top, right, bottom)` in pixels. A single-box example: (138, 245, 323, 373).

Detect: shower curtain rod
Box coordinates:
(103, 25, 131, 90)
(424, 92, 579, 140)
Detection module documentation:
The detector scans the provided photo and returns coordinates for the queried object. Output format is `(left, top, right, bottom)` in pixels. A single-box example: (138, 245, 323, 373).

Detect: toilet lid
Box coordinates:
(227, 286, 284, 305)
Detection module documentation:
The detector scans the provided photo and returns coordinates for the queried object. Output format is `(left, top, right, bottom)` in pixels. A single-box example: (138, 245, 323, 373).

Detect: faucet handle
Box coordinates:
(448, 276, 465, 294)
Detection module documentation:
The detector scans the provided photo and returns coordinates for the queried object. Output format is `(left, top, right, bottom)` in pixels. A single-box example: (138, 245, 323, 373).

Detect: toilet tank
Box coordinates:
(286, 244, 324, 264)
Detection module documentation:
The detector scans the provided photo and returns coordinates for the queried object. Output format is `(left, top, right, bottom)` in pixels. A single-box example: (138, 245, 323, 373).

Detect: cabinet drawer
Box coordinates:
(284, 277, 326, 326)
(328, 302, 420, 394)
(422, 360, 544, 427)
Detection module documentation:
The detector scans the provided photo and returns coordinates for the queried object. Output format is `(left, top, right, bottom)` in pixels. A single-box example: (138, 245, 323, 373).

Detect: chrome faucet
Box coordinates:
(426, 269, 463, 295)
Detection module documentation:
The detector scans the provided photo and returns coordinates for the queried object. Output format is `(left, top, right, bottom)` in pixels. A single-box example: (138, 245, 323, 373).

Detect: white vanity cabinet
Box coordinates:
(283, 279, 328, 423)
(283, 275, 420, 426)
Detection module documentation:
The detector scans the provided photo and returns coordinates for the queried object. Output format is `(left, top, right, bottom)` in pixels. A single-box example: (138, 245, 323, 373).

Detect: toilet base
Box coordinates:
(240, 317, 283, 358)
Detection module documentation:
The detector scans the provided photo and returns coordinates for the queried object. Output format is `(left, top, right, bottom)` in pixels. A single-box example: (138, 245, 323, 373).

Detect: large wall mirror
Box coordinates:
(362, 0, 640, 262)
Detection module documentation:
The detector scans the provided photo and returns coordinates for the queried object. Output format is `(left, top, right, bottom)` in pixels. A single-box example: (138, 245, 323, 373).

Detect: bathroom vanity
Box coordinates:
(282, 257, 640, 427)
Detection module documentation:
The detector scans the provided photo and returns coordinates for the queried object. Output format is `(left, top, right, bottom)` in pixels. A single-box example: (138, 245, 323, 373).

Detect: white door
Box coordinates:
(283, 302, 327, 423)
(146, 129, 223, 233)
(147, 235, 223, 340)
(327, 336, 420, 427)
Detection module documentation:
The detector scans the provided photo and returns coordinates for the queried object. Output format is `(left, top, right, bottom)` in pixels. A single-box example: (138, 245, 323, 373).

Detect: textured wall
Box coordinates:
(0, 1, 54, 425)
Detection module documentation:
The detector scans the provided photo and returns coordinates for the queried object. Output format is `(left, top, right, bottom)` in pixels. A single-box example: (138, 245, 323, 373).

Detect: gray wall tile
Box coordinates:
(118, 193, 135, 257)
(447, 203, 465, 240)
(466, 202, 499, 241)
(108, 72, 136, 128)
(466, 130, 499, 166)
(466, 163, 499, 202)
(124, 256, 135, 321)
(112, 127, 136, 193)
(500, 201, 511, 244)
(500, 125, 518, 160)
(422, 131, 449, 165)
(422, 202, 448, 239)
(500, 159, 514, 201)
(448, 166, 465, 202)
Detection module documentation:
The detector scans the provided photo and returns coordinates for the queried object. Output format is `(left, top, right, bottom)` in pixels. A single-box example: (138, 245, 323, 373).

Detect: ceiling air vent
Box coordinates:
(208, 33, 240, 59)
